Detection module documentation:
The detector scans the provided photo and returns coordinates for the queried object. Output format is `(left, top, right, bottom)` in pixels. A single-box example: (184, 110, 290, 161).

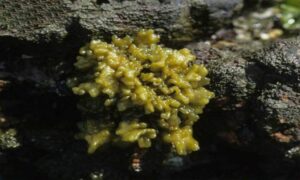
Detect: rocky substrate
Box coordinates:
(0, 0, 299, 180)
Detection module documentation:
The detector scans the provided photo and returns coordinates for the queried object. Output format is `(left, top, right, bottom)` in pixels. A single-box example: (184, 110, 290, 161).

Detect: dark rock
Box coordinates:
(0, 0, 72, 42)
(187, 42, 258, 107)
(207, 38, 300, 161)
(248, 39, 300, 160)
(0, 0, 243, 43)
(250, 38, 300, 90)
(185, 38, 300, 178)
(1, 2, 300, 178)
(255, 83, 300, 133)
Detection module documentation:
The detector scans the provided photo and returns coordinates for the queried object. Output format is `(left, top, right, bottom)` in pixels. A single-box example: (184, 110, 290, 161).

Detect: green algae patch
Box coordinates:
(280, 0, 300, 30)
(68, 29, 214, 155)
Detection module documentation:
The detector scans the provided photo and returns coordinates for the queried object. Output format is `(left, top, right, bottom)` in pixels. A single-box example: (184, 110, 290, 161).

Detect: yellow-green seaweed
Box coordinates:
(68, 29, 214, 155)
(163, 126, 199, 155)
(116, 120, 157, 148)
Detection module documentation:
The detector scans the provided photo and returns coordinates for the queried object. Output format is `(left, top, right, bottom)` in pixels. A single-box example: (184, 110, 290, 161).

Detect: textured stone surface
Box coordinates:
(251, 38, 300, 90)
(1, 1, 300, 179)
(255, 83, 300, 135)
(186, 38, 300, 163)
(0, 0, 243, 42)
(0, 0, 72, 41)
(249, 39, 300, 159)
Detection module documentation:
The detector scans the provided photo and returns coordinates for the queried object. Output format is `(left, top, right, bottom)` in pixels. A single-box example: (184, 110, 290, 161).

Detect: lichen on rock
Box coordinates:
(68, 29, 214, 155)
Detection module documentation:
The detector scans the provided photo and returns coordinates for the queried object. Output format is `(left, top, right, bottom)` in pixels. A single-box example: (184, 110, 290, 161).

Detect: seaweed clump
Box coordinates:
(68, 29, 214, 155)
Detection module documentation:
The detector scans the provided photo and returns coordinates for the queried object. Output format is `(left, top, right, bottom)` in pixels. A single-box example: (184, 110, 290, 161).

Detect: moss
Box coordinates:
(285, 0, 300, 7)
(280, 0, 300, 30)
(68, 29, 214, 155)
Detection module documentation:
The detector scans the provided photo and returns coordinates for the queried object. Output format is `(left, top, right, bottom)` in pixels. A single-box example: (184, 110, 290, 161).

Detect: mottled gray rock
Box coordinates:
(251, 38, 300, 90)
(209, 54, 254, 103)
(255, 83, 300, 132)
(186, 38, 300, 163)
(0, 0, 72, 42)
(1, 1, 300, 178)
(0, 0, 243, 43)
(249, 39, 300, 159)
(186, 42, 259, 108)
